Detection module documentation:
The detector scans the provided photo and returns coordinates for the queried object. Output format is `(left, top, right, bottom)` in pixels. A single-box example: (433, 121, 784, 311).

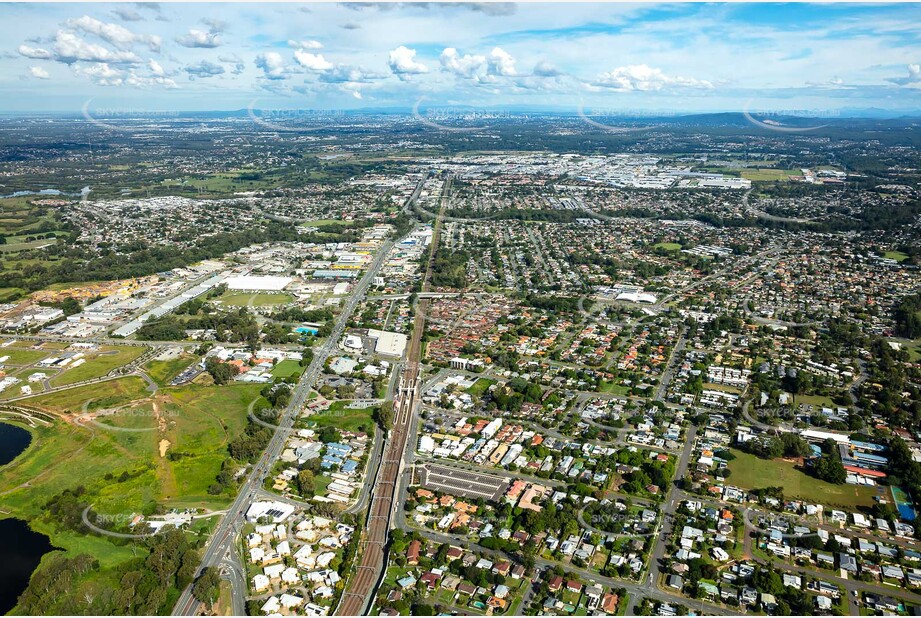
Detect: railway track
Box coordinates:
(336, 175, 450, 615)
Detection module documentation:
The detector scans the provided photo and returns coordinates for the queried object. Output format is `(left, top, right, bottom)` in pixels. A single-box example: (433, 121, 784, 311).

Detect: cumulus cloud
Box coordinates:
(889, 63, 921, 87)
(288, 39, 322, 50)
(294, 50, 333, 72)
(29, 66, 50, 80)
(218, 54, 245, 75)
(18, 44, 52, 60)
(112, 7, 144, 22)
(594, 64, 712, 91)
(487, 47, 516, 76)
(255, 52, 287, 80)
(125, 71, 177, 88)
(440, 48, 486, 79)
(343, 2, 516, 15)
(388, 45, 427, 76)
(73, 62, 124, 85)
(318, 64, 380, 83)
(533, 61, 563, 77)
(176, 28, 221, 48)
(51, 30, 142, 64)
(201, 18, 227, 33)
(148, 59, 165, 75)
(67, 15, 161, 51)
(184, 60, 225, 79)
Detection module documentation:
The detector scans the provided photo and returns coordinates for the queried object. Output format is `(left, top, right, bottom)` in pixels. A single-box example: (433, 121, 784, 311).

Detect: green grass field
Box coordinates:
(144, 355, 197, 386)
(49, 345, 145, 387)
(465, 378, 496, 397)
(884, 251, 910, 262)
(652, 242, 682, 251)
(270, 359, 302, 378)
(0, 376, 264, 615)
(727, 448, 876, 509)
(740, 168, 799, 181)
(0, 346, 52, 366)
(311, 400, 375, 434)
(216, 291, 294, 307)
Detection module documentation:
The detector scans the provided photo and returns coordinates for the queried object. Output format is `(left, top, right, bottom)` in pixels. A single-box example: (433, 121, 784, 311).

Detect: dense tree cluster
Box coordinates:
(16, 529, 199, 615)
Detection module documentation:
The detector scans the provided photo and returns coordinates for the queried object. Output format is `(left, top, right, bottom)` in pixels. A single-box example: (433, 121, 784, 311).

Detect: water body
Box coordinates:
(0, 186, 91, 199)
(0, 422, 30, 466)
(0, 519, 54, 614)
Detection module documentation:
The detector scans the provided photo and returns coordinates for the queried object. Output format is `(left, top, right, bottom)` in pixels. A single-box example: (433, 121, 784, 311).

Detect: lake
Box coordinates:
(0, 422, 31, 466)
(0, 518, 54, 614)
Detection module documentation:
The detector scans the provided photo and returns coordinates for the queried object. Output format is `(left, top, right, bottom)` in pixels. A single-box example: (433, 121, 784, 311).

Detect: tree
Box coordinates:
(319, 426, 341, 444)
(192, 566, 221, 606)
(205, 357, 238, 385)
(297, 469, 315, 497)
(811, 439, 847, 484)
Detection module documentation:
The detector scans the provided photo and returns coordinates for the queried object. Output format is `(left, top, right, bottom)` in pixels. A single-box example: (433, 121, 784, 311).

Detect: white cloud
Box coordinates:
(125, 72, 177, 88)
(73, 62, 123, 86)
(176, 28, 221, 48)
(18, 44, 52, 60)
(288, 39, 323, 50)
(388, 45, 428, 76)
(149, 59, 165, 76)
(294, 50, 333, 72)
(29, 66, 50, 80)
(219, 54, 245, 75)
(112, 7, 144, 22)
(533, 61, 563, 77)
(66, 15, 161, 52)
(889, 63, 921, 87)
(594, 64, 712, 91)
(53, 30, 142, 64)
(319, 64, 380, 83)
(487, 47, 516, 76)
(255, 52, 287, 80)
(185, 60, 225, 79)
(440, 48, 486, 79)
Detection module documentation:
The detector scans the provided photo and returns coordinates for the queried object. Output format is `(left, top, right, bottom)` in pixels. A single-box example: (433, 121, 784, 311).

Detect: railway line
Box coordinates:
(336, 174, 450, 615)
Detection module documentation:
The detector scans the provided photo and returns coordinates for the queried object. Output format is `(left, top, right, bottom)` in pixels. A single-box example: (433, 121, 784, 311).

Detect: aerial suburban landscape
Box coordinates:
(0, 2, 920, 617)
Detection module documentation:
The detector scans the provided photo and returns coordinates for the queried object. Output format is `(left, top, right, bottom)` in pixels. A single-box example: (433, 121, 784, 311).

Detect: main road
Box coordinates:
(171, 237, 395, 616)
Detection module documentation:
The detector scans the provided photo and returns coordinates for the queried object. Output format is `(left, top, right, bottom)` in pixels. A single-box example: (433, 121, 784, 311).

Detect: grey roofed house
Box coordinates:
(667, 575, 683, 590)
(838, 552, 858, 572)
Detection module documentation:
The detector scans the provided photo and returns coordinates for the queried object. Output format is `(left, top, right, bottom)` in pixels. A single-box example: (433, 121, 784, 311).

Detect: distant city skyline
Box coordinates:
(2, 2, 921, 113)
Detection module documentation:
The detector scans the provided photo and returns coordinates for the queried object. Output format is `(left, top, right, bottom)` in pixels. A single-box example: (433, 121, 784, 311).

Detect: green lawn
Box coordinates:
(270, 359, 302, 378)
(884, 251, 910, 262)
(727, 448, 876, 509)
(216, 291, 294, 307)
(652, 242, 682, 252)
(0, 347, 52, 366)
(311, 400, 375, 434)
(794, 393, 837, 408)
(465, 378, 496, 397)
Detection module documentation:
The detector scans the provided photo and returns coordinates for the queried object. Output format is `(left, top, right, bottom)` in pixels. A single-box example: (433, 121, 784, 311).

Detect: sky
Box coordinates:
(2, 2, 921, 114)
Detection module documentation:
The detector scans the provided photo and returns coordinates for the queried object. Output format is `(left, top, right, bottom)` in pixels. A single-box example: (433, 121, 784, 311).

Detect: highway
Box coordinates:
(171, 238, 394, 616)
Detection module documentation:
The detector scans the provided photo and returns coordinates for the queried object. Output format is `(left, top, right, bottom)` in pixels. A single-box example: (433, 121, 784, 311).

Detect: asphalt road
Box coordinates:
(171, 239, 394, 616)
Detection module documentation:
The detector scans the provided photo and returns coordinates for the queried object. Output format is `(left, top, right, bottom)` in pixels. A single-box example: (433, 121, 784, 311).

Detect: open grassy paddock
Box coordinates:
(48, 345, 146, 387)
(216, 290, 295, 307)
(740, 168, 800, 181)
(727, 448, 876, 509)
